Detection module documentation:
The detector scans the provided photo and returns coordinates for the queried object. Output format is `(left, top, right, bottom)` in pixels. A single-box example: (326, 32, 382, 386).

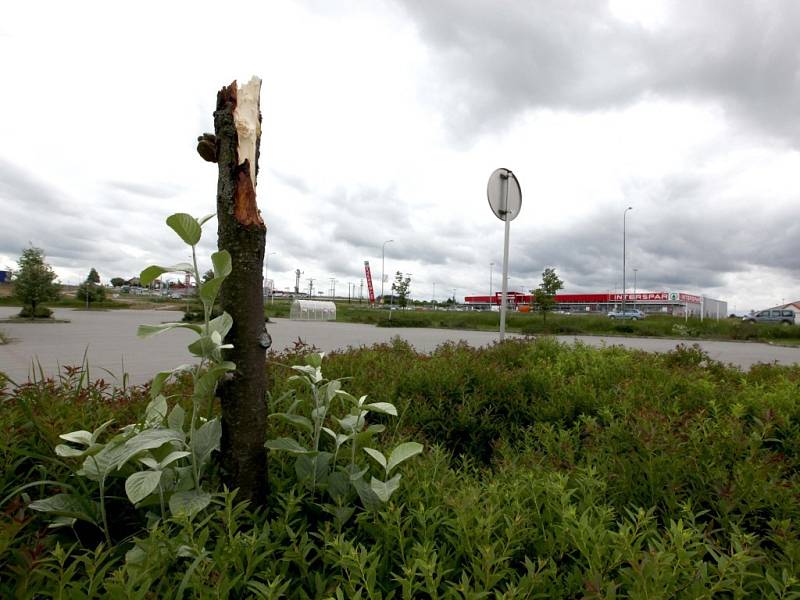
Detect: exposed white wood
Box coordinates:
(233, 76, 262, 189)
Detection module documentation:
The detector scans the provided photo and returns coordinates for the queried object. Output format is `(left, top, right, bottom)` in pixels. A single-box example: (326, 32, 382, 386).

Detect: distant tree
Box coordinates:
(202, 269, 214, 283)
(77, 282, 106, 304)
(110, 277, 126, 287)
(78, 268, 105, 305)
(392, 271, 411, 309)
(532, 267, 564, 322)
(13, 247, 59, 317)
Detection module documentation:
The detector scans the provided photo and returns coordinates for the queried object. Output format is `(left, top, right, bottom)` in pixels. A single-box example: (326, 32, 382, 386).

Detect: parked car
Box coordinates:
(607, 309, 645, 320)
(742, 309, 796, 325)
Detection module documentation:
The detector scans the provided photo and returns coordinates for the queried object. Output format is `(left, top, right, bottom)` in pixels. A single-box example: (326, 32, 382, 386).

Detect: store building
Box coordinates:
(464, 291, 728, 318)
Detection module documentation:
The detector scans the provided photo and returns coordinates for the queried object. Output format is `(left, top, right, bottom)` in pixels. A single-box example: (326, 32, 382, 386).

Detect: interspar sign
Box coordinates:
(679, 293, 702, 304)
(611, 292, 669, 301)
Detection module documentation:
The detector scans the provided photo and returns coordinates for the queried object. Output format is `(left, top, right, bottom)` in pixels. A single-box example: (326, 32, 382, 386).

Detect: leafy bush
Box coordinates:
(2, 338, 800, 596)
(18, 305, 53, 319)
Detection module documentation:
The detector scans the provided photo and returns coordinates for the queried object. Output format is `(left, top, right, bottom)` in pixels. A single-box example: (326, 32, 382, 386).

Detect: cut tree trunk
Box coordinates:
(212, 77, 268, 505)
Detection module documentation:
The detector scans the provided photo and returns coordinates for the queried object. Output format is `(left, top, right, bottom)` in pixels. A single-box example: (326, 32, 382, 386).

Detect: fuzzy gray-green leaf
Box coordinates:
(125, 470, 163, 504)
(166, 213, 202, 246)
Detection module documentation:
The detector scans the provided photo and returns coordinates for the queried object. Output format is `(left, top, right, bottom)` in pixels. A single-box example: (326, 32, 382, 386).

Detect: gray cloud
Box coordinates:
(0, 157, 82, 217)
(105, 180, 184, 199)
(397, 0, 800, 146)
(510, 201, 800, 295)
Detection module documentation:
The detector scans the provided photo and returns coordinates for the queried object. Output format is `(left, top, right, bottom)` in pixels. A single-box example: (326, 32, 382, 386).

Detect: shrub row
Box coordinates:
(1, 339, 799, 596)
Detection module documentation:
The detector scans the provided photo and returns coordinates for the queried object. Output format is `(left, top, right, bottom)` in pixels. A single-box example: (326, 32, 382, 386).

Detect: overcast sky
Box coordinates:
(1, 0, 798, 311)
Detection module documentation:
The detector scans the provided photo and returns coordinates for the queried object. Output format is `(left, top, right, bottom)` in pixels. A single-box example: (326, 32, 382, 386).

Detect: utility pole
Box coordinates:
(381, 239, 393, 304)
(307, 278, 315, 297)
(329, 277, 337, 299)
(294, 269, 301, 295)
(622, 206, 633, 315)
(359, 279, 364, 303)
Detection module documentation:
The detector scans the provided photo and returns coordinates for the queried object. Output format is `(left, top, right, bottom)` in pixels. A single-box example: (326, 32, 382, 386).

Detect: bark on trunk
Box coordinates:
(213, 78, 268, 505)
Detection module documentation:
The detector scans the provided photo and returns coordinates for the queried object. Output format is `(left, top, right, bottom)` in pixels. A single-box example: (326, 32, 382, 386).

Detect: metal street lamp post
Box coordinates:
(265, 251, 276, 304)
(381, 239, 393, 305)
(622, 206, 633, 315)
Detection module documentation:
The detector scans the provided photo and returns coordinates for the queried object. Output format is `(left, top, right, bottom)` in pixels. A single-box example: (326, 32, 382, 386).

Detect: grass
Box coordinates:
(0, 296, 130, 310)
(265, 298, 800, 344)
(2, 339, 800, 596)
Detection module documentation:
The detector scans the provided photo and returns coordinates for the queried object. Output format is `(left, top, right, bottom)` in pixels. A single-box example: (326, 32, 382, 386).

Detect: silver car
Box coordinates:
(607, 309, 645, 320)
(742, 309, 796, 325)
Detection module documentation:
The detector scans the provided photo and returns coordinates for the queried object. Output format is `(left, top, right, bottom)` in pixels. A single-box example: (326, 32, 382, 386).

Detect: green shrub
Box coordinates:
(3, 338, 800, 597)
(18, 305, 53, 318)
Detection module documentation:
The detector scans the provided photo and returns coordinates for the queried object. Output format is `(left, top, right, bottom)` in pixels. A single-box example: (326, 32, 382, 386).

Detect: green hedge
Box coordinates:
(2, 339, 800, 596)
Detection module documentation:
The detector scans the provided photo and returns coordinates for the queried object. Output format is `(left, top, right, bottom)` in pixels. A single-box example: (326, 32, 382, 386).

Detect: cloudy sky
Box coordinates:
(1, 0, 798, 311)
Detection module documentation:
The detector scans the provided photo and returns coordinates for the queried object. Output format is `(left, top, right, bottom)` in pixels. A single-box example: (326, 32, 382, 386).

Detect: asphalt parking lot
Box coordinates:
(1, 308, 798, 385)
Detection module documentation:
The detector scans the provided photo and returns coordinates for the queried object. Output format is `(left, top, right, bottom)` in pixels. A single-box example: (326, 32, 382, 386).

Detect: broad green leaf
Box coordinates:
(363, 447, 387, 470)
(324, 380, 341, 402)
(138, 456, 159, 469)
(370, 474, 401, 503)
(292, 364, 322, 382)
(159, 450, 191, 469)
(169, 490, 212, 518)
(386, 442, 423, 473)
(311, 405, 328, 425)
(363, 402, 398, 416)
(199, 277, 224, 307)
(187, 335, 218, 358)
(151, 364, 193, 398)
(166, 213, 202, 246)
(90, 419, 116, 443)
(270, 413, 313, 435)
(295, 452, 332, 486)
(80, 440, 130, 481)
(140, 263, 194, 286)
(336, 412, 365, 433)
(327, 470, 351, 504)
(208, 312, 233, 338)
(265, 437, 311, 454)
(198, 213, 216, 226)
(167, 404, 186, 431)
(193, 363, 235, 402)
(211, 250, 232, 278)
(125, 470, 163, 504)
(55, 444, 88, 458)
(58, 430, 92, 446)
(351, 476, 383, 512)
(305, 353, 324, 368)
(191, 418, 221, 465)
(137, 322, 202, 338)
(113, 429, 185, 470)
(322, 427, 350, 449)
(28, 493, 97, 524)
(144, 395, 168, 426)
(48, 515, 77, 529)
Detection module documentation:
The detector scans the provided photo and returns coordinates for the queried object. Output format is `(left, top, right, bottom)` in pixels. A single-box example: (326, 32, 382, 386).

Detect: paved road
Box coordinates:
(1, 308, 798, 385)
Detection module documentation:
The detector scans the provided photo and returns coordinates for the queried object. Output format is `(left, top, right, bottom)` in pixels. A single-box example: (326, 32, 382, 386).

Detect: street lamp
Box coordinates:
(265, 251, 276, 303)
(381, 239, 393, 305)
(622, 206, 633, 315)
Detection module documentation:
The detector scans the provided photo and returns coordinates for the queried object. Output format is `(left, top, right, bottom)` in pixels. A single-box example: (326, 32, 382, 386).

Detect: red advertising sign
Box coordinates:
(679, 292, 702, 304)
(364, 261, 375, 305)
(611, 292, 669, 301)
